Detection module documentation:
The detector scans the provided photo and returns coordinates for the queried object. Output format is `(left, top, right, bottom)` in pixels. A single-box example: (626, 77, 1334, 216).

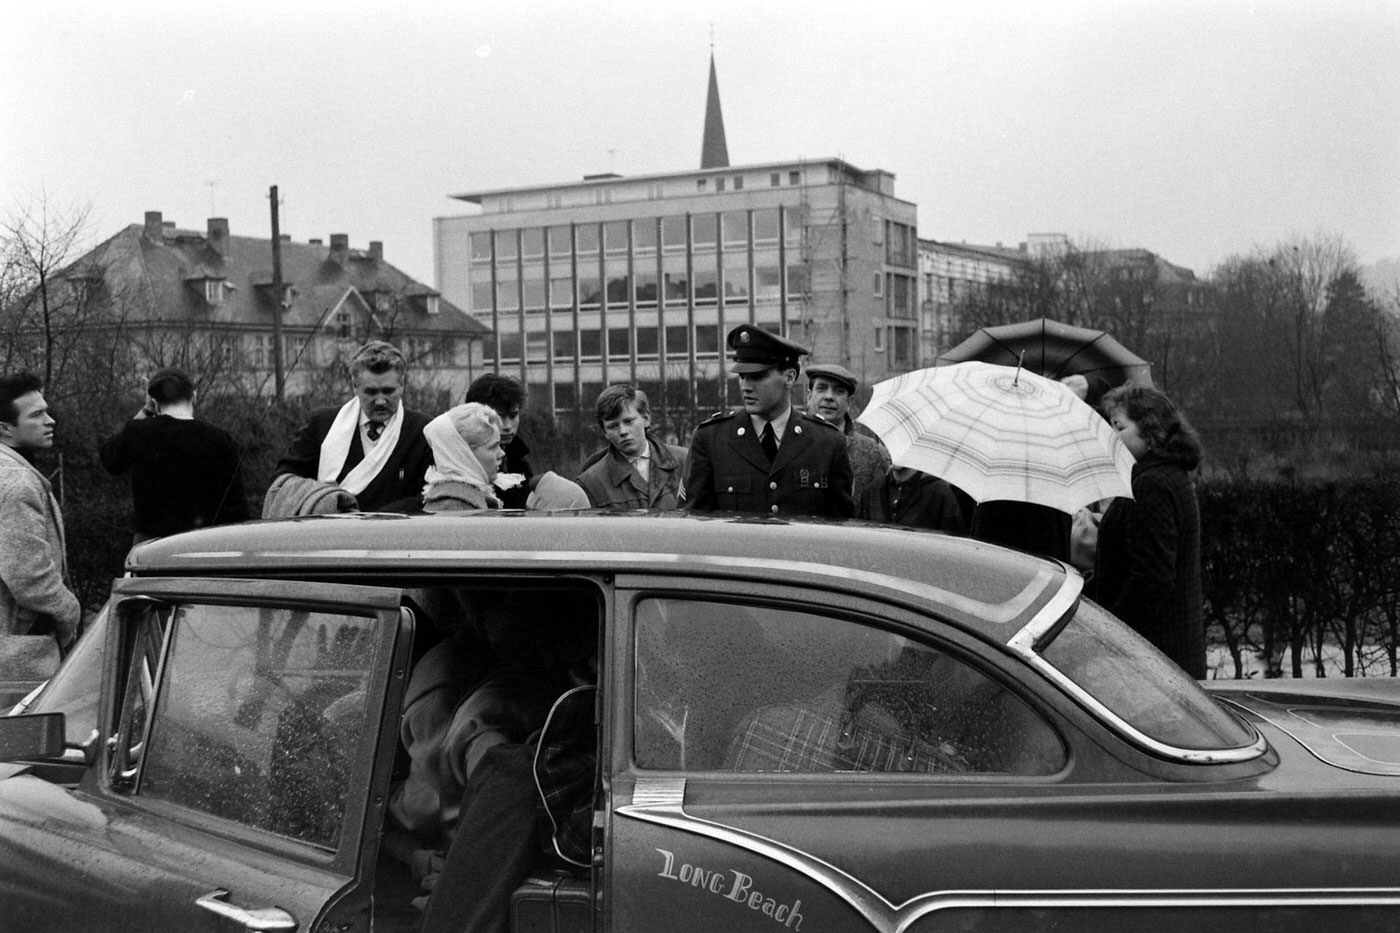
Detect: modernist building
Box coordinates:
(918, 238, 1032, 362)
(433, 61, 917, 421)
(35, 212, 487, 400)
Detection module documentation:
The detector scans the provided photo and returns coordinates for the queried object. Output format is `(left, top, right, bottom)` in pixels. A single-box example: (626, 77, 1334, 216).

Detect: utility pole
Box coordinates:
(269, 185, 285, 401)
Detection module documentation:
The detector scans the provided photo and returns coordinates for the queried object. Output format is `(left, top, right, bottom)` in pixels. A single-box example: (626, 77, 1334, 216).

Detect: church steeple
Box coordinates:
(700, 50, 730, 170)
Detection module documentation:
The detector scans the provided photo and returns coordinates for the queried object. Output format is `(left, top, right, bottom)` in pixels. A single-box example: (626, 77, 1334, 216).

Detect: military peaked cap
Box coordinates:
(727, 324, 810, 374)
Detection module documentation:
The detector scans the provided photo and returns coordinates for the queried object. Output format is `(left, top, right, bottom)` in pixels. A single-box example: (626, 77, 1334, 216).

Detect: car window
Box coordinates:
(21, 601, 111, 736)
(113, 601, 379, 849)
(1039, 599, 1254, 750)
(633, 597, 1064, 775)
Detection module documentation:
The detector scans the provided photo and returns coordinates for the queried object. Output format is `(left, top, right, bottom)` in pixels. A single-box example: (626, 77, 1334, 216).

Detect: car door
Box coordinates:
(0, 576, 412, 933)
(604, 575, 1068, 933)
(605, 577, 1400, 933)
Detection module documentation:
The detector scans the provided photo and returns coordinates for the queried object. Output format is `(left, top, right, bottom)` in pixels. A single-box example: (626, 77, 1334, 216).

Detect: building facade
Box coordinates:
(434, 159, 918, 421)
(39, 211, 487, 399)
(919, 239, 1030, 361)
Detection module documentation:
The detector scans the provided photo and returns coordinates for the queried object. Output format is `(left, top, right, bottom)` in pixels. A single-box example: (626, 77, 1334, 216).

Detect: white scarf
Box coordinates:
(317, 398, 403, 495)
(422, 411, 496, 500)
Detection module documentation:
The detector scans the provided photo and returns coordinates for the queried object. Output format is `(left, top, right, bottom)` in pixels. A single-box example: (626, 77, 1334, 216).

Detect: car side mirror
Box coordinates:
(0, 713, 66, 762)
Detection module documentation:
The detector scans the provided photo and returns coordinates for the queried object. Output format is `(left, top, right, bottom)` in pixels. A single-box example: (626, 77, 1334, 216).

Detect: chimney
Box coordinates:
(309, 238, 323, 246)
(144, 211, 163, 239)
(329, 233, 349, 263)
(368, 240, 383, 262)
(207, 217, 230, 256)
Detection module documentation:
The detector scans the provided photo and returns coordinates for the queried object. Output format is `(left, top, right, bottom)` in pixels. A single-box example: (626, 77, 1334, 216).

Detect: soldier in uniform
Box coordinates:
(680, 325, 854, 518)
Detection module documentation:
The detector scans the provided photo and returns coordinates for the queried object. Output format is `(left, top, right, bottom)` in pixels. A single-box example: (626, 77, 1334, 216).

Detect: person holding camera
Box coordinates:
(99, 366, 248, 545)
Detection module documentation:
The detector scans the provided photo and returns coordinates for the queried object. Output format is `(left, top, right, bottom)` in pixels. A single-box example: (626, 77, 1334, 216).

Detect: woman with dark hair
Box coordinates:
(1093, 385, 1207, 678)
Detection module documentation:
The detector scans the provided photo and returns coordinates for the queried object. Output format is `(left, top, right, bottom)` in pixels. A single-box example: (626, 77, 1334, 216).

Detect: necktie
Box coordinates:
(366, 422, 384, 441)
(760, 422, 777, 463)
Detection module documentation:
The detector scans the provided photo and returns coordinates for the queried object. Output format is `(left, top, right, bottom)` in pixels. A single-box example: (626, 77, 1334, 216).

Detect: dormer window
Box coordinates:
(186, 273, 227, 306)
(423, 295, 440, 315)
(374, 291, 393, 313)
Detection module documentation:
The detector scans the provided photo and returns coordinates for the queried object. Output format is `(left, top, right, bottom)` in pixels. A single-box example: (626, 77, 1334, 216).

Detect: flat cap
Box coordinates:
(727, 324, 810, 374)
(805, 362, 858, 394)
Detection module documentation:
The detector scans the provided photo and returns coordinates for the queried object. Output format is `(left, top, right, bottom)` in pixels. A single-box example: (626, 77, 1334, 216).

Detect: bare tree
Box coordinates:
(1, 197, 94, 386)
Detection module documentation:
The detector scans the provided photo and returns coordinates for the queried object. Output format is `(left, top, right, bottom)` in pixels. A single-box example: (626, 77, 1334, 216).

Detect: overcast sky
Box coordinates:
(5, 0, 1397, 286)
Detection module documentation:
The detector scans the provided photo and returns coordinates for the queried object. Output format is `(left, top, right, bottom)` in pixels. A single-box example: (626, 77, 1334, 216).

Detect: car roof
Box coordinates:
(126, 511, 1071, 645)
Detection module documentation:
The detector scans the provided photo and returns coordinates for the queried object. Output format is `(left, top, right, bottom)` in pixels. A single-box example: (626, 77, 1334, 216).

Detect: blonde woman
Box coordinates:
(421, 403, 505, 511)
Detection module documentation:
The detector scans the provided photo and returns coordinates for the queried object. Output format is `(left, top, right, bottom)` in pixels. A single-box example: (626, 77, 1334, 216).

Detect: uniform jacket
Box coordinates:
(575, 435, 688, 511)
(1093, 453, 1206, 678)
(276, 406, 433, 512)
(0, 445, 80, 641)
(680, 408, 854, 518)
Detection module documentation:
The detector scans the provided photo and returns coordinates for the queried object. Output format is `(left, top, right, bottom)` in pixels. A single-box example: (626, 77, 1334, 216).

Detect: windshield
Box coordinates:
(1040, 599, 1255, 751)
(20, 602, 108, 746)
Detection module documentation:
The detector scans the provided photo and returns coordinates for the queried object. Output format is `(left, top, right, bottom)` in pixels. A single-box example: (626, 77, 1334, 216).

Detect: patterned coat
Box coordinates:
(1093, 453, 1206, 678)
(680, 408, 854, 518)
(844, 429, 891, 519)
(575, 435, 688, 511)
(0, 444, 80, 641)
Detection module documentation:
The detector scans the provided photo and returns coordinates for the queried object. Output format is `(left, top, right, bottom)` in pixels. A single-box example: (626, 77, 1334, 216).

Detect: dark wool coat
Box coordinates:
(276, 406, 433, 513)
(99, 415, 249, 536)
(497, 434, 535, 510)
(680, 408, 854, 518)
(575, 436, 688, 511)
(1093, 453, 1206, 678)
(862, 471, 969, 534)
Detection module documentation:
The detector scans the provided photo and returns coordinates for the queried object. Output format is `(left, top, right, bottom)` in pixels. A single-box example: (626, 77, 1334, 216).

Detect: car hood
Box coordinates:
(1210, 680, 1400, 776)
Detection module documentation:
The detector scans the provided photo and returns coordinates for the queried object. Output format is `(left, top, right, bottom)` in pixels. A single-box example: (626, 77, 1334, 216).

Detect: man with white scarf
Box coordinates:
(274, 340, 433, 512)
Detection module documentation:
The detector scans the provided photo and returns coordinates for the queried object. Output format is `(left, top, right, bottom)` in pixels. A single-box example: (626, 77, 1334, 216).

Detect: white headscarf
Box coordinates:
(423, 403, 501, 499)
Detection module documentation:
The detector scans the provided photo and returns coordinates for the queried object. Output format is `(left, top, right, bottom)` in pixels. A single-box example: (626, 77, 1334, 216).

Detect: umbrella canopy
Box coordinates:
(935, 318, 1153, 389)
(857, 362, 1135, 515)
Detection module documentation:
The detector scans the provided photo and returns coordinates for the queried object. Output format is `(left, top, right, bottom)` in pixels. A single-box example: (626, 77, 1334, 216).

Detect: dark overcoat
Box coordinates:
(276, 406, 433, 513)
(1093, 453, 1206, 678)
(680, 408, 854, 518)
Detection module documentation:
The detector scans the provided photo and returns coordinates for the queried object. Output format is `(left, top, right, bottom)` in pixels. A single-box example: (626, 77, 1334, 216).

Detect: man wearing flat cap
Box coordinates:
(679, 325, 853, 518)
(805, 362, 890, 519)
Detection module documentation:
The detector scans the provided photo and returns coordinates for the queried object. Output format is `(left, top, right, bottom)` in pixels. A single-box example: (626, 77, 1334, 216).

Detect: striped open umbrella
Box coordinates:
(856, 361, 1135, 515)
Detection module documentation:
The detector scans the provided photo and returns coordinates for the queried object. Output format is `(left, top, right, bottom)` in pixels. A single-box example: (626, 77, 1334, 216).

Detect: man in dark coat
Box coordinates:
(680, 325, 853, 519)
(275, 340, 432, 512)
(464, 373, 533, 509)
(862, 467, 970, 533)
(576, 385, 687, 511)
(804, 362, 890, 519)
(100, 366, 248, 544)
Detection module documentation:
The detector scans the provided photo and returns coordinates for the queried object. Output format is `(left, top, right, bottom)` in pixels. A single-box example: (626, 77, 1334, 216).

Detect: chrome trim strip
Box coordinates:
(1008, 570, 1082, 652)
(166, 550, 1056, 626)
(1006, 573, 1266, 765)
(620, 785, 1400, 933)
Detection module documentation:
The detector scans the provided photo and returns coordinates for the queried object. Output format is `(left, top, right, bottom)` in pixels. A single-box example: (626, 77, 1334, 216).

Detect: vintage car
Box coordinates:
(3, 511, 1400, 933)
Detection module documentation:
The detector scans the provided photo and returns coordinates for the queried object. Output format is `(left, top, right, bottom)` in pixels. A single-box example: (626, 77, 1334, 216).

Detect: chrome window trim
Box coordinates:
(1008, 573, 1267, 765)
(161, 550, 1054, 627)
(621, 778, 1400, 933)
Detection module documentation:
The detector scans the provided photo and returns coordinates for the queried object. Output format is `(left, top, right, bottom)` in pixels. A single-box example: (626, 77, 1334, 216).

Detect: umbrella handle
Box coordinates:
(1014, 350, 1025, 385)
